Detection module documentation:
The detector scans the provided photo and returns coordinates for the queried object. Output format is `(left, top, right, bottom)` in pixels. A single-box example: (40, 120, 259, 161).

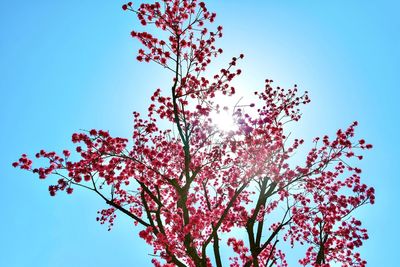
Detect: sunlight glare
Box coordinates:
(210, 109, 237, 132)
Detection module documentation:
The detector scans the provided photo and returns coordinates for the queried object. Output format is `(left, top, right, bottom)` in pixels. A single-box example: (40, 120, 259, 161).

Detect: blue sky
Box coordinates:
(1, 0, 399, 266)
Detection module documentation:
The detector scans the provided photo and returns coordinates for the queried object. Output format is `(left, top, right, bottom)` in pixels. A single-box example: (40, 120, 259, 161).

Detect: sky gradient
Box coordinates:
(1, 0, 399, 266)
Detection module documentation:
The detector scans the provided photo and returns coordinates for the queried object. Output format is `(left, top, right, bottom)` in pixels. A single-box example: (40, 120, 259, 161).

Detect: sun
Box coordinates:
(210, 108, 238, 132)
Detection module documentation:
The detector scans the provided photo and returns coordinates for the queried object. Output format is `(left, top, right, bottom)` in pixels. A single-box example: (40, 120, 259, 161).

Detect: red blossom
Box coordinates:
(13, 1, 374, 267)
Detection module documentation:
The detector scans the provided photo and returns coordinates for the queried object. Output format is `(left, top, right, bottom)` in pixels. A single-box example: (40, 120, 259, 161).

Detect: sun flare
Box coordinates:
(210, 109, 238, 132)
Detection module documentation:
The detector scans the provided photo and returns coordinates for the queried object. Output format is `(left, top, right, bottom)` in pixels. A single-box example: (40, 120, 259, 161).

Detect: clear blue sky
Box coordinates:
(1, 0, 398, 266)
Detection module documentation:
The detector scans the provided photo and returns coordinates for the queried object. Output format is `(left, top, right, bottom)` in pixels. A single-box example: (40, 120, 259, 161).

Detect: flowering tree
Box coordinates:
(13, 1, 375, 266)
